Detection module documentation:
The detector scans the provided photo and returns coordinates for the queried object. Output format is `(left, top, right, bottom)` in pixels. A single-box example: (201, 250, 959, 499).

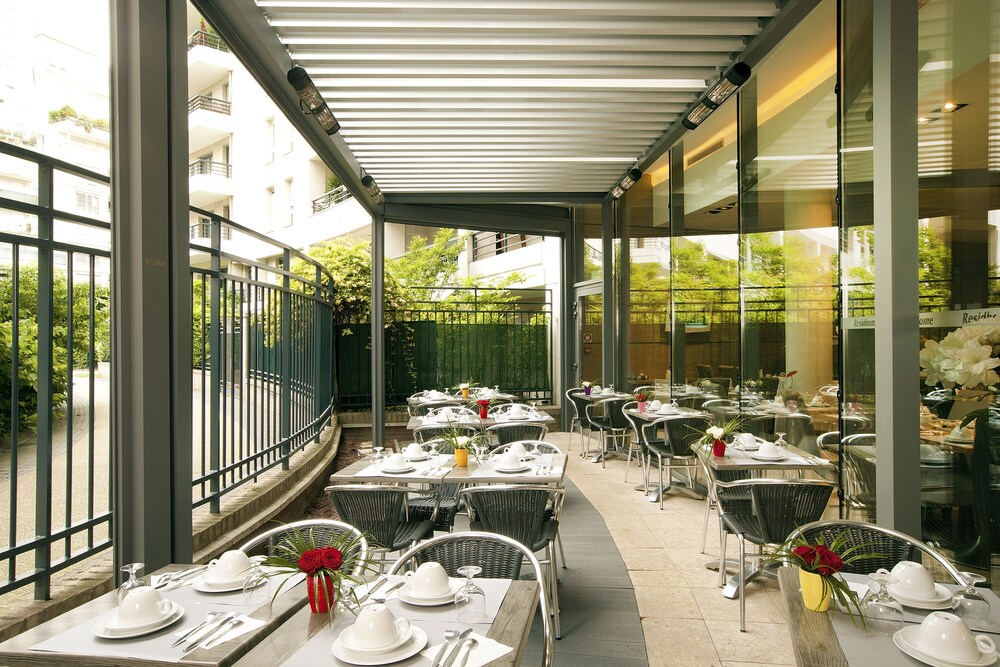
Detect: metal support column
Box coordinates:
(280, 249, 292, 468)
(208, 220, 222, 512)
(560, 218, 577, 432)
(110, 0, 194, 573)
(33, 162, 54, 599)
(872, 0, 921, 535)
(601, 196, 616, 385)
(371, 212, 386, 448)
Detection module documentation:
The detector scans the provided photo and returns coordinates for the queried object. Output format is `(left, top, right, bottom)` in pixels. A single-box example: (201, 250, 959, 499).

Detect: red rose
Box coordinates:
(298, 548, 324, 575)
(792, 545, 817, 566)
(321, 547, 343, 571)
(814, 545, 844, 575)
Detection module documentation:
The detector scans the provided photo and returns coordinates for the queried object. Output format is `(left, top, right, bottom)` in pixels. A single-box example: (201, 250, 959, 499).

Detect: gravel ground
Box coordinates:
(303, 438, 403, 521)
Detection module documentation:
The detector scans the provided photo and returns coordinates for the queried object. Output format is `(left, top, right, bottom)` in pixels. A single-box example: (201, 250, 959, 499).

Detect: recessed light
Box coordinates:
(918, 116, 931, 124)
(942, 101, 957, 111)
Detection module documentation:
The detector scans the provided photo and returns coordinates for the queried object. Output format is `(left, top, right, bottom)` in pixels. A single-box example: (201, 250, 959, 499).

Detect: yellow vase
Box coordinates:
(454, 448, 469, 467)
(462, 388, 470, 399)
(799, 569, 832, 612)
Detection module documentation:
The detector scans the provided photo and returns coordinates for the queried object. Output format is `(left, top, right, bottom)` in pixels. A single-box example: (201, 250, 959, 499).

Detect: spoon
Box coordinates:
(457, 638, 479, 667)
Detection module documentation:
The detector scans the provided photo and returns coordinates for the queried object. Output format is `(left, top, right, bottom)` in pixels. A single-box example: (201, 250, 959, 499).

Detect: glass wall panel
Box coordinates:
(739, 0, 838, 453)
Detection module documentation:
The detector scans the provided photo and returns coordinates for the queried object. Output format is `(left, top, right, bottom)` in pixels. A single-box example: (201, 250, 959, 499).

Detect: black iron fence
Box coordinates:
(337, 286, 553, 408)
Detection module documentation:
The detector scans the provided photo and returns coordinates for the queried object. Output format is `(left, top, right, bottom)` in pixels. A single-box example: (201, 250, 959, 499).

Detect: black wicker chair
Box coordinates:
(486, 422, 548, 446)
(697, 458, 752, 555)
(586, 397, 630, 468)
(970, 410, 1000, 571)
(788, 519, 965, 582)
(414, 400, 463, 417)
(237, 519, 370, 576)
(325, 485, 434, 561)
(645, 415, 709, 509)
(388, 532, 553, 667)
(489, 441, 563, 456)
(715, 478, 835, 631)
(459, 485, 565, 638)
(568, 390, 597, 457)
(413, 423, 480, 445)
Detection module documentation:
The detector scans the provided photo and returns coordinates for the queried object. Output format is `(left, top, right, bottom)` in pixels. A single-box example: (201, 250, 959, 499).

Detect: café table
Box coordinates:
(776, 566, 1000, 667)
(231, 579, 539, 667)
(330, 452, 568, 486)
(405, 413, 555, 431)
(697, 445, 836, 600)
(0, 564, 307, 667)
(622, 407, 711, 502)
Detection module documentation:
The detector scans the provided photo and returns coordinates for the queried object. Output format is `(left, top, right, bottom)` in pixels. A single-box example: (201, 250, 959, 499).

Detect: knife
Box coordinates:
(355, 577, 387, 605)
(170, 611, 227, 648)
(441, 628, 473, 667)
(183, 615, 243, 653)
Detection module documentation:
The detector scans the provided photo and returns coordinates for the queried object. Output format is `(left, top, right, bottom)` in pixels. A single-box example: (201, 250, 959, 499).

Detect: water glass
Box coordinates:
(372, 445, 384, 462)
(953, 572, 992, 628)
(860, 569, 905, 636)
(117, 562, 147, 604)
(454, 565, 487, 623)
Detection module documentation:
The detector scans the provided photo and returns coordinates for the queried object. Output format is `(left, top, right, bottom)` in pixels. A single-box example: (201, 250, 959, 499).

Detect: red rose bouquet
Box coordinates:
(261, 525, 374, 619)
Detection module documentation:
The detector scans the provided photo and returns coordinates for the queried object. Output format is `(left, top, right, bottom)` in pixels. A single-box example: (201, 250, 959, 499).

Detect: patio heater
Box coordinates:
(610, 168, 642, 200)
(361, 175, 385, 205)
(287, 66, 341, 135)
(681, 62, 752, 130)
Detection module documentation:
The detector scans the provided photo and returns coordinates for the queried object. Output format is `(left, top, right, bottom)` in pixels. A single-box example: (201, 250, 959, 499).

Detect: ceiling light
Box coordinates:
(682, 62, 751, 130)
(942, 101, 957, 112)
(619, 168, 642, 191)
(610, 185, 626, 200)
(361, 174, 385, 205)
(287, 66, 341, 135)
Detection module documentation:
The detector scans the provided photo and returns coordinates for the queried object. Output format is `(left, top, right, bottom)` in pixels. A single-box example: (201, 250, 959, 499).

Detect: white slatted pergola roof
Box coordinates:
(255, 0, 782, 195)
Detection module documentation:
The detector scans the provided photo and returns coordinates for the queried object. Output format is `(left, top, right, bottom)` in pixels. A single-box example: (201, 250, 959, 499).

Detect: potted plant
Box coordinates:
(763, 531, 879, 623)
(689, 416, 742, 458)
(581, 380, 593, 396)
(261, 526, 374, 619)
(467, 395, 500, 419)
(439, 423, 487, 467)
(634, 389, 651, 413)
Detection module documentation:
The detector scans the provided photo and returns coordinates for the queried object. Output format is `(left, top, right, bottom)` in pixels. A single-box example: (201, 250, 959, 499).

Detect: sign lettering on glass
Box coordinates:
(843, 308, 1000, 330)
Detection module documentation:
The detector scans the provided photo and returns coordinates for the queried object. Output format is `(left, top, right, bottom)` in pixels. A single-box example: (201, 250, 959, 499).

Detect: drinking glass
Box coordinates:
(953, 572, 992, 627)
(372, 444, 384, 462)
(774, 432, 787, 448)
(117, 562, 146, 604)
(860, 569, 905, 636)
(244, 556, 269, 603)
(454, 565, 487, 623)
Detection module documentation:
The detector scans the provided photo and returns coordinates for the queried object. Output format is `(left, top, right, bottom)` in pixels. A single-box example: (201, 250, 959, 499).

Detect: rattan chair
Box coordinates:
(841, 434, 876, 521)
(388, 532, 553, 667)
(489, 441, 563, 456)
(620, 401, 646, 484)
(643, 416, 708, 509)
(414, 399, 463, 417)
(487, 422, 548, 446)
(413, 423, 480, 445)
(715, 478, 835, 631)
(788, 519, 965, 582)
(586, 397, 630, 468)
(325, 485, 434, 559)
(237, 519, 370, 576)
(459, 485, 565, 638)
(567, 389, 596, 456)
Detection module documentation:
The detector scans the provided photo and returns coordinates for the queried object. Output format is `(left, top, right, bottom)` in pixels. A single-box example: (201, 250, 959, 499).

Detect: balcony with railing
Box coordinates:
(310, 185, 352, 214)
(187, 31, 234, 96)
(188, 159, 234, 207)
(188, 95, 233, 153)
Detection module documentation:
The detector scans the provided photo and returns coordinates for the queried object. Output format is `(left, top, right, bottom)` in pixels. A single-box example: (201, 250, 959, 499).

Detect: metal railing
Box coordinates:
(189, 209, 335, 513)
(188, 30, 230, 52)
(0, 141, 112, 598)
(311, 186, 352, 214)
(189, 160, 232, 178)
(337, 286, 553, 408)
(471, 231, 543, 260)
(188, 95, 231, 115)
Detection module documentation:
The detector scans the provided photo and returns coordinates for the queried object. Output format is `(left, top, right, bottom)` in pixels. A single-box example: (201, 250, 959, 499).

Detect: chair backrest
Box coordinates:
(972, 412, 1000, 556)
(413, 423, 480, 445)
(632, 385, 656, 397)
(697, 363, 714, 378)
(486, 422, 548, 445)
(715, 479, 834, 544)
(568, 391, 595, 427)
(460, 485, 563, 550)
(237, 520, 370, 577)
(621, 401, 642, 442)
(663, 416, 711, 457)
(602, 397, 630, 429)
(427, 406, 477, 419)
(745, 414, 776, 440)
(788, 519, 965, 582)
(816, 430, 839, 451)
(841, 414, 874, 437)
(488, 403, 537, 418)
(325, 485, 410, 550)
(705, 377, 732, 395)
(415, 400, 463, 416)
(490, 441, 563, 456)
(388, 531, 553, 667)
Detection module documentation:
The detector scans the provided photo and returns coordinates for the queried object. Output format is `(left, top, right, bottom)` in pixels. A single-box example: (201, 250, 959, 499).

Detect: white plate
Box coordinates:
(504, 414, 532, 421)
(93, 601, 184, 639)
(944, 437, 974, 444)
(381, 465, 416, 474)
(894, 626, 998, 667)
(397, 581, 462, 606)
(890, 583, 954, 609)
(333, 626, 428, 665)
(496, 464, 531, 473)
(338, 625, 415, 655)
(656, 409, 678, 416)
(749, 452, 786, 462)
(403, 454, 429, 462)
(734, 443, 761, 452)
(193, 574, 264, 593)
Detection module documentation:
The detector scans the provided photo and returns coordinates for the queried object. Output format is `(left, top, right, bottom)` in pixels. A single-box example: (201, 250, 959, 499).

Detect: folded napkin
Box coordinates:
(420, 632, 512, 667)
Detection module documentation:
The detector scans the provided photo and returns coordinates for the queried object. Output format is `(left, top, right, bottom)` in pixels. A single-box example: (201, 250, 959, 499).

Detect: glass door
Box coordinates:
(576, 288, 603, 386)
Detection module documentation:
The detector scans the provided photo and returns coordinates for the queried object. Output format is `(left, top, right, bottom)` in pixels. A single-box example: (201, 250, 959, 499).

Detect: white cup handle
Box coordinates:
(158, 599, 172, 615)
(404, 571, 414, 578)
(395, 618, 410, 635)
(208, 558, 219, 568)
(976, 636, 996, 655)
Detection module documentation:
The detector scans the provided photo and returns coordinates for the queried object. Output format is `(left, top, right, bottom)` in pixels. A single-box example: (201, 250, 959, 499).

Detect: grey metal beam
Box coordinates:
(383, 202, 571, 237)
(601, 196, 616, 385)
(616, 196, 630, 390)
(560, 211, 578, 431)
(635, 0, 823, 173)
(371, 212, 386, 450)
(110, 0, 193, 574)
(191, 0, 381, 215)
(385, 193, 606, 206)
(872, 0, 921, 536)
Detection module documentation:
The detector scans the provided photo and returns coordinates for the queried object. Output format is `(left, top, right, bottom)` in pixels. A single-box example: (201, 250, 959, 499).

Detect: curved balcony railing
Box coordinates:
(188, 95, 231, 115)
(189, 159, 232, 178)
(311, 185, 352, 214)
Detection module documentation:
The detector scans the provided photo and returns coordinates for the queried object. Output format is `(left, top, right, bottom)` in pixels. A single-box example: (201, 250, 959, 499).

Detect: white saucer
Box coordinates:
(496, 464, 531, 473)
(382, 465, 416, 474)
(403, 454, 429, 462)
(750, 452, 786, 462)
(93, 601, 184, 639)
(397, 581, 462, 606)
(338, 624, 415, 655)
(193, 574, 264, 593)
(333, 626, 428, 665)
(656, 409, 678, 416)
(944, 437, 974, 445)
(890, 583, 954, 609)
(504, 414, 531, 421)
(894, 626, 998, 667)
(734, 443, 761, 452)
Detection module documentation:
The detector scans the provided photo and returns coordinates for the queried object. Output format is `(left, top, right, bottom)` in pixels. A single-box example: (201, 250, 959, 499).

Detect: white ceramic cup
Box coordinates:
(440, 407, 453, 418)
(509, 404, 524, 417)
(649, 400, 662, 410)
(757, 441, 779, 457)
(592, 385, 602, 393)
(913, 612, 996, 663)
(500, 451, 522, 469)
(385, 452, 407, 470)
(890, 560, 937, 599)
(740, 433, 757, 449)
(205, 549, 252, 583)
(509, 442, 528, 457)
(349, 604, 411, 650)
(404, 443, 424, 457)
(117, 587, 171, 627)
(406, 562, 451, 598)
(920, 414, 932, 426)
(602, 387, 613, 395)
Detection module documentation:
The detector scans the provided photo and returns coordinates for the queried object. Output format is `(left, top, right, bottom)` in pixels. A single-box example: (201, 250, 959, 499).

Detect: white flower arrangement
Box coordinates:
(459, 382, 470, 389)
(581, 381, 591, 388)
(920, 325, 1000, 389)
(706, 426, 725, 440)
